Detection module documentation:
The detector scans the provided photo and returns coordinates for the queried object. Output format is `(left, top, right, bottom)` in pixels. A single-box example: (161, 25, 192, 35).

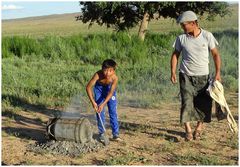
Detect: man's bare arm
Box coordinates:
(211, 47, 221, 81)
(171, 50, 180, 83)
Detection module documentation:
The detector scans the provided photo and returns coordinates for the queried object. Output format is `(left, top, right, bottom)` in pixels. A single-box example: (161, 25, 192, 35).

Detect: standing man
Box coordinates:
(170, 11, 221, 141)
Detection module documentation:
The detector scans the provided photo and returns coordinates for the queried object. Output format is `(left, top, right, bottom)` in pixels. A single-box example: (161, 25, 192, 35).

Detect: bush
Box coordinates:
(2, 30, 238, 108)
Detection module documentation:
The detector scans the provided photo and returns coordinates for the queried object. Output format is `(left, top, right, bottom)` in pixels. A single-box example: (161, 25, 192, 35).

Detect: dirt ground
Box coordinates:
(2, 93, 239, 165)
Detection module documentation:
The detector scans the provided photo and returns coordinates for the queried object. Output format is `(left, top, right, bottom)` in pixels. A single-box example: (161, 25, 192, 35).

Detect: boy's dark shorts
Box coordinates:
(179, 72, 212, 124)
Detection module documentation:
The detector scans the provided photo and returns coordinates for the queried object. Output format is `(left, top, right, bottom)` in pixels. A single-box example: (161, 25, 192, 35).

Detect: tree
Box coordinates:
(76, 2, 230, 41)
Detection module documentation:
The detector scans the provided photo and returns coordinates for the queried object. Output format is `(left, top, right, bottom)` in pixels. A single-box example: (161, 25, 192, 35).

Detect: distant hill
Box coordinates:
(2, 12, 116, 37)
(3, 13, 79, 22)
(2, 4, 238, 37)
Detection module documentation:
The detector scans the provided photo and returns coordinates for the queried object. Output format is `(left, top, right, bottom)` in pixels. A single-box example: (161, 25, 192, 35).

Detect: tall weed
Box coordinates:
(2, 30, 238, 109)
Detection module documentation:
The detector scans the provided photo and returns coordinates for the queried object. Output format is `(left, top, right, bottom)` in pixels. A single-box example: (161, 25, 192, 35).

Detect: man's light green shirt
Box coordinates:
(173, 29, 219, 76)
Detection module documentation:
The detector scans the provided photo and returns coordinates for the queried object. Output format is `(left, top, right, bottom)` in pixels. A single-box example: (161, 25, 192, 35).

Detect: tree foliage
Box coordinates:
(76, 2, 230, 32)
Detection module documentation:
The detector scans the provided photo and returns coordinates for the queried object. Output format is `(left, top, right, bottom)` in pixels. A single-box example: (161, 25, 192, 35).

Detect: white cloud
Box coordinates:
(2, 4, 24, 10)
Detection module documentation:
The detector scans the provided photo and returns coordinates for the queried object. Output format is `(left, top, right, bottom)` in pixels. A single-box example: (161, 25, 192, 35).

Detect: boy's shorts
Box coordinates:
(179, 72, 212, 124)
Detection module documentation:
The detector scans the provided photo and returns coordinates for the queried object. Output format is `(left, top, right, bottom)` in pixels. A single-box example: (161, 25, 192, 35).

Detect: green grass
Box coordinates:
(1, 5, 238, 166)
(1, 4, 238, 112)
(157, 141, 176, 152)
(226, 134, 239, 149)
(172, 153, 222, 165)
(102, 152, 149, 165)
(2, 30, 238, 112)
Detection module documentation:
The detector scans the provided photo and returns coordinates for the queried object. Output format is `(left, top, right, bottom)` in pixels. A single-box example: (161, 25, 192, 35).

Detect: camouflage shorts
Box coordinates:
(179, 72, 212, 124)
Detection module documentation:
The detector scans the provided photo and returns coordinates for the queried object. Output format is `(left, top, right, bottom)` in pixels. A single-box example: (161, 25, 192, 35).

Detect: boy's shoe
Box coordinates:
(99, 134, 109, 146)
(112, 135, 123, 142)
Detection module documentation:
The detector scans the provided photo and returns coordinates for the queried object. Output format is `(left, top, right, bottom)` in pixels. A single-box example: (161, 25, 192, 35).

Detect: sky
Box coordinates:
(1, 1, 238, 20)
(2, 1, 81, 20)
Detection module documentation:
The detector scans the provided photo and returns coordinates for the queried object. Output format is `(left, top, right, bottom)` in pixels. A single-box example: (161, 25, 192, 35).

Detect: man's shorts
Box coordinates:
(179, 72, 212, 124)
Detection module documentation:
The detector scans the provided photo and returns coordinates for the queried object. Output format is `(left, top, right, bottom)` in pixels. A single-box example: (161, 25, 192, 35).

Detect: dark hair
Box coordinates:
(102, 59, 117, 70)
(194, 20, 198, 26)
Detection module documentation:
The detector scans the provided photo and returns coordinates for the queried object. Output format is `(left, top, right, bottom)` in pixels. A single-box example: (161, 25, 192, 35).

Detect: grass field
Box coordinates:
(2, 30, 238, 109)
(2, 4, 238, 37)
(1, 3, 239, 165)
(2, 3, 238, 111)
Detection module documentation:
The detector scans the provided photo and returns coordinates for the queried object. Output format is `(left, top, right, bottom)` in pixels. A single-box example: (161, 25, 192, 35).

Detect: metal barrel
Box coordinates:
(46, 117, 93, 143)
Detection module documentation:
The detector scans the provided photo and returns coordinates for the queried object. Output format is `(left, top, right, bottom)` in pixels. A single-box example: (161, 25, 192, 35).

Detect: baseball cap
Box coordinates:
(177, 11, 198, 24)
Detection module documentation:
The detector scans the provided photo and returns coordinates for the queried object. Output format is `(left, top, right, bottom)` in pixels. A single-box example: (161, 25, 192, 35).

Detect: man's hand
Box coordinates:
(214, 73, 221, 82)
(171, 73, 177, 84)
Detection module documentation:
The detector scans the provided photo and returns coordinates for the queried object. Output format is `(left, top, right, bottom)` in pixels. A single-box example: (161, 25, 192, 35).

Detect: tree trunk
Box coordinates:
(138, 12, 150, 41)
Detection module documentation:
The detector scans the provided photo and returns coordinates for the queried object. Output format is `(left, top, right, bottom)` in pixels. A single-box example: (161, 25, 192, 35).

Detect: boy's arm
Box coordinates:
(97, 76, 118, 112)
(86, 73, 99, 111)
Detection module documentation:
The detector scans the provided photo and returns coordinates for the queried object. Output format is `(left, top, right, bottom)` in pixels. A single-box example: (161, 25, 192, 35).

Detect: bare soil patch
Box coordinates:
(2, 94, 238, 165)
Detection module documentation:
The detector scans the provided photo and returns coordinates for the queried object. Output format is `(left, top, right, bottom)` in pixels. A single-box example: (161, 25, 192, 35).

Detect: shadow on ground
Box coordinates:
(2, 127, 46, 142)
(2, 94, 62, 117)
(2, 94, 62, 142)
(119, 121, 184, 142)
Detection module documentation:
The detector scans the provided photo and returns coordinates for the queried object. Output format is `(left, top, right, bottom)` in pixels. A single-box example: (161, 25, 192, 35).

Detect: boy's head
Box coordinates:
(102, 59, 117, 78)
(102, 59, 117, 70)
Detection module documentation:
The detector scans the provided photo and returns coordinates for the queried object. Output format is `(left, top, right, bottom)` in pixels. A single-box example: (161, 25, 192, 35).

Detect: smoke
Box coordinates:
(61, 94, 90, 116)
(58, 94, 96, 124)
(57, 93, 111, 129)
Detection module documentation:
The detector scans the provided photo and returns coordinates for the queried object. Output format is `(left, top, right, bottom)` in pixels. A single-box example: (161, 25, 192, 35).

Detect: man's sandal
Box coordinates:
(193, 130, 201, 140)
(185, 132, 193, 141)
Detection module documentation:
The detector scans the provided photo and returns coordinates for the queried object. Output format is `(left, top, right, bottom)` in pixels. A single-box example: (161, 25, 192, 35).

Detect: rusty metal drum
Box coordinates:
(46, 117, 93, 143)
